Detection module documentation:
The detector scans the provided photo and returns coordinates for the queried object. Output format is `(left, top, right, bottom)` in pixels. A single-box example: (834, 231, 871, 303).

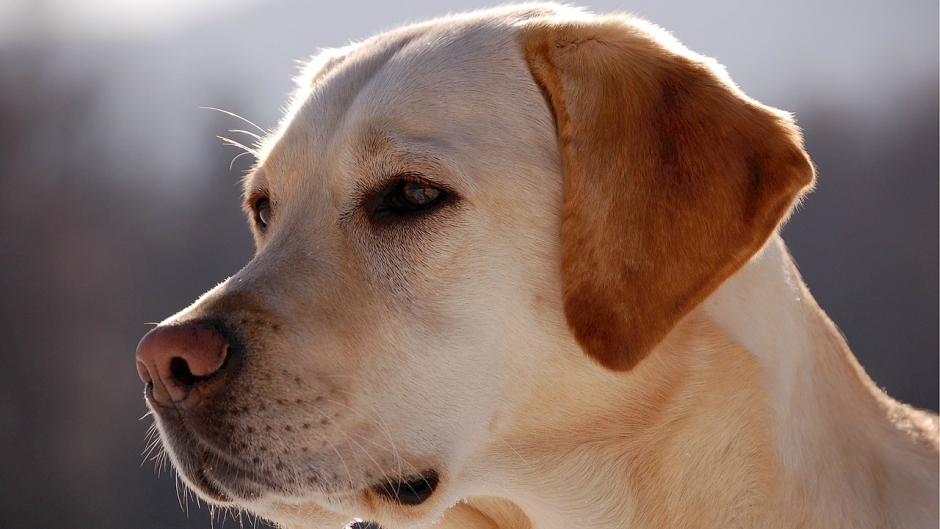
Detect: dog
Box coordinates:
(136, 4, 939, 528)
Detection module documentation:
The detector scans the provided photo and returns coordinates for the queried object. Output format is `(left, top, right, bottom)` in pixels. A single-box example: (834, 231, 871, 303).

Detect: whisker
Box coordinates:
(141, 437, 161, 464)
(345, 430, 427, 490)
(155, 446, 169, 476)
(142, 422, 164, 468)
(315, 374, 361, 380)
(325, 390, 407, 480)
(316, 396, 427, 492)
(229, 151, 255, 171)
(217, 136, 258, 156)
(201, 106, 265, 133)
(229, 128, 263, 141)
(358, 399, 403, 476)
(315, 407, 395, 491)
(501, 436, 533, 468)
(175, 471, 186, 514)
(318, 433, 354, 490)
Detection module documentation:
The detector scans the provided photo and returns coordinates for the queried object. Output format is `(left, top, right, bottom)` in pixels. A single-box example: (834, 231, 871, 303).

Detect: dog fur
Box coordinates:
(138, 4, 939, 528)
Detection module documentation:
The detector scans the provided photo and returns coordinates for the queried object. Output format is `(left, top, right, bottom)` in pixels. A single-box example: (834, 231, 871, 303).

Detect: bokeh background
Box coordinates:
(0, 0, 936, 527)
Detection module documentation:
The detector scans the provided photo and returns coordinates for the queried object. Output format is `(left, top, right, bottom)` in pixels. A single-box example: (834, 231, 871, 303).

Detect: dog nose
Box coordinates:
(136, 321, 233, 407)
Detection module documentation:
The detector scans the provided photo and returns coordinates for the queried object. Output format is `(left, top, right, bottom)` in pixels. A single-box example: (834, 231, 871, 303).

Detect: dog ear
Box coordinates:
(522, 17, 815, 370)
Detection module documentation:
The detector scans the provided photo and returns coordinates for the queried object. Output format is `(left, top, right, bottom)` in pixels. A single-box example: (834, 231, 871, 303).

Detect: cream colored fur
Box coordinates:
(148, 4, 938, 528)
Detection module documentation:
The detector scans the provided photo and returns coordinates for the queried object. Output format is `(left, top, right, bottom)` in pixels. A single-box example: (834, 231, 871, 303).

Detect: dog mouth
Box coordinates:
(170, 437, 275, 503)
(150, 410, 285, 503)
(155, 410, 442, 509)
(373, 470, 439, 506)
(150, 397, 443, 514)
(184, 450, 240, 503)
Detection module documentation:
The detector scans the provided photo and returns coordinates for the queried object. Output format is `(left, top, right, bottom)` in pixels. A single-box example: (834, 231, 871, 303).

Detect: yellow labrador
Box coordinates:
(136, 4, 939, 528)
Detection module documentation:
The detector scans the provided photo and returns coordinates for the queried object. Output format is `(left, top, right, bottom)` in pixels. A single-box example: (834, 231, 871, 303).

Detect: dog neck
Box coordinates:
(453, 234, 937, 529)
(701, 234, 938, 526)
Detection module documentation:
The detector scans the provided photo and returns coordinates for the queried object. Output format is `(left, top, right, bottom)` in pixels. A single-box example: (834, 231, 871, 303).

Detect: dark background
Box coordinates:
(0, 1, 936, 527)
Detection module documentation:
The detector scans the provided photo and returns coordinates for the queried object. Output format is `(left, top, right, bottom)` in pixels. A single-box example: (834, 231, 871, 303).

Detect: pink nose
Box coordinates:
(136, 321, 232, 407)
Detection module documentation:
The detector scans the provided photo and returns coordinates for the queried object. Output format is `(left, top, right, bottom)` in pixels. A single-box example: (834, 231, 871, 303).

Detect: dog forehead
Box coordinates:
(264, 7, 565, 185)
(345, 23, 530, 129)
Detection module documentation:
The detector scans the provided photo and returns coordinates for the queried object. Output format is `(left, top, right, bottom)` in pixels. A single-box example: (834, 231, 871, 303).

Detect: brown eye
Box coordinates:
(254, 197, 272, 230)
(400, 181, 441, 207)
(367, 178, 449, 223)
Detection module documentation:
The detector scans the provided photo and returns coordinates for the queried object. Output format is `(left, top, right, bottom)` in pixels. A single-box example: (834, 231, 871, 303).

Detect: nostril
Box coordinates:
(136, 319, 238, 405)
(170, 356, 196, 387)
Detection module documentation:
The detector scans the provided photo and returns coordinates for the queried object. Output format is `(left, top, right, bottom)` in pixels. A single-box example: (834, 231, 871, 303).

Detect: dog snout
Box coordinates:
(136, 321, 236, 408)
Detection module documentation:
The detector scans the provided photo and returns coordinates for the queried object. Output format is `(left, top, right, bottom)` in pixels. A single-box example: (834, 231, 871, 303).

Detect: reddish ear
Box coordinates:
(522, 17, 815, 370)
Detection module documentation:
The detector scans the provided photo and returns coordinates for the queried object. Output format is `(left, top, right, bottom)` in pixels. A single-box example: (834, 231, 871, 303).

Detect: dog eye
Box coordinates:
(398, 181, 441, 208)
(368, 178, 449, 223)
(254, 197, 272, 230)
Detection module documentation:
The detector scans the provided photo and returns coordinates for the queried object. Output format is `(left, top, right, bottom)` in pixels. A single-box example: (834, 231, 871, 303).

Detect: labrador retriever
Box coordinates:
(136, 4, 939, 528)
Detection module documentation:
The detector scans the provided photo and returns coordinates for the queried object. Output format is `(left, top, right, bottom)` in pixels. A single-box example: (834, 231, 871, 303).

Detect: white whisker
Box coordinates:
(316, 407, 395, 491)
(201, 106, 265, 133)
(229, 128, 263, 141)
(217, 136, 258, 156)
(229, 151, 255, 170)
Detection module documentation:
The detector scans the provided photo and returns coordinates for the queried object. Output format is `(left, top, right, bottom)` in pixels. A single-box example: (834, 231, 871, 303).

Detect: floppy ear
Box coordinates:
(522, 17, 815, 370)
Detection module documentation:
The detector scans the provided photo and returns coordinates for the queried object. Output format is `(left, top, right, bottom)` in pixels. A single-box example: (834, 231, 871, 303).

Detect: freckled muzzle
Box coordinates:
(136, 319, 253, 501)
(135, 314, 402, 507)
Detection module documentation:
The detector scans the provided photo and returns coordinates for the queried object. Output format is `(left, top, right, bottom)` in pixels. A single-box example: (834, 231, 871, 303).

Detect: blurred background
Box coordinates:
(0, 0, 935, 527)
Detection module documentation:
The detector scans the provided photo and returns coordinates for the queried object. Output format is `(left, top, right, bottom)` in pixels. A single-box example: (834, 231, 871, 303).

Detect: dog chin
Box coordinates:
(156, 419, 268, 504)
(154, 409, 446, 518)
(170, 446, 448, 529)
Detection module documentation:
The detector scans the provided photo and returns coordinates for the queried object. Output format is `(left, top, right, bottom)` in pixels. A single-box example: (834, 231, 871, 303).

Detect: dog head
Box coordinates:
(136, 4, 812, 527)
